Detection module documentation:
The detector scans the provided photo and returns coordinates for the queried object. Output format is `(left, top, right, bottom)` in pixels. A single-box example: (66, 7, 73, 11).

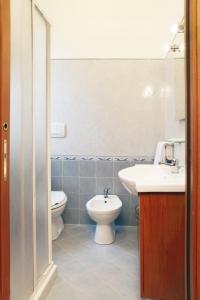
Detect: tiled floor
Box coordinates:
(45, 225, 142, 300)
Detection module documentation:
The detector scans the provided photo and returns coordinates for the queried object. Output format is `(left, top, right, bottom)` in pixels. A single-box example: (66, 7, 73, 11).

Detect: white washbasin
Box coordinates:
(118, 164, 186, 195)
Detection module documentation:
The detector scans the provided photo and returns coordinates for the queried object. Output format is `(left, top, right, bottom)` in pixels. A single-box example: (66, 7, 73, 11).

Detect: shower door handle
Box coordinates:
(3, 139, 7, 182)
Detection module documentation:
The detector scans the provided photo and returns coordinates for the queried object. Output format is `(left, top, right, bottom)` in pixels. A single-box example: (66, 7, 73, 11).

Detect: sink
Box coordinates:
(118, 164, 185, 195)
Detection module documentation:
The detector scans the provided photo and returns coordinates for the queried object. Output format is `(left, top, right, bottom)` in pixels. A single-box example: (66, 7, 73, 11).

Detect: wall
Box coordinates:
(51, 155, 153, 226)
(51, 59, 166, 157)
(37, 0, 183, 59)
(164, 58, 185, 140)
(41, 0, 185, 225)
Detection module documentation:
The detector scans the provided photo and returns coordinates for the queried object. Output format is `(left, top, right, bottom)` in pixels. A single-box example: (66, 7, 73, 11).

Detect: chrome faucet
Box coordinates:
(159, 141, 184, 173)
(160, 158, 177, 167)
(160, 158, 180, 173)
(104, 188, 110, 198)
(159, 143, 176, 166)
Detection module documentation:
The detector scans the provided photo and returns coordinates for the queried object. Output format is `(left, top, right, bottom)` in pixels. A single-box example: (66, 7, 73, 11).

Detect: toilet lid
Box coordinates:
(51, 191, 67, 209)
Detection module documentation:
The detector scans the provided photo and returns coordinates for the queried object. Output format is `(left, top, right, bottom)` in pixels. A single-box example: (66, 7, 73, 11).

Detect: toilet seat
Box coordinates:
(51, 191, 67, 210)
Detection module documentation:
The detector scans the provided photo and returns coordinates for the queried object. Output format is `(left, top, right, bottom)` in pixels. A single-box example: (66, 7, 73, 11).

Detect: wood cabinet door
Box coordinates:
(140, 193, 185, 300)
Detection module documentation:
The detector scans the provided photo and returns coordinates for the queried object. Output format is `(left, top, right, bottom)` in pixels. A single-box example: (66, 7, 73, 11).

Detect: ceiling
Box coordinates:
(37, 0, 184, 59)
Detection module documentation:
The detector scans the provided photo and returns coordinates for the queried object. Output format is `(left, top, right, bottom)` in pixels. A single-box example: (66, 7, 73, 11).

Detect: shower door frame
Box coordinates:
(0, 0, 10, 299)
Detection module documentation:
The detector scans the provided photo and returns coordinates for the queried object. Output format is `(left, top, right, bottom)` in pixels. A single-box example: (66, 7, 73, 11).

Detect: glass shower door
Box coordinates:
(33, 5, 51, 283)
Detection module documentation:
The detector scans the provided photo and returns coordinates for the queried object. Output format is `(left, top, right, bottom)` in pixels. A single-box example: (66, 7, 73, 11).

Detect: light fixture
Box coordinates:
(177, 23, 184, 33)
(164, 43, 184, 54)
(171, 23, 178, 34)
(170, 22, 184, 34)
(170, 44, 180, 52)
(143, 85, 154, 98)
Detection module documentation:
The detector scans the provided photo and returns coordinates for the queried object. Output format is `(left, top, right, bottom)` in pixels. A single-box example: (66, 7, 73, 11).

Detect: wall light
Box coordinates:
(171, 23, 178, 34)
(170, 22, 184, 34)
(143, 85, 154, 98)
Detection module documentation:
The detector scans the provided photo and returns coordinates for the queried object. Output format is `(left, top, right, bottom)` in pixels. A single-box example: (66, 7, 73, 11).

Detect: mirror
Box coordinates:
(166, 20, 185, 121)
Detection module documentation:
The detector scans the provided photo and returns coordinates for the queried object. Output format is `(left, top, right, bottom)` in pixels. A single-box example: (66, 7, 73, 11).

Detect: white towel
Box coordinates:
(154, 141, 167, 165)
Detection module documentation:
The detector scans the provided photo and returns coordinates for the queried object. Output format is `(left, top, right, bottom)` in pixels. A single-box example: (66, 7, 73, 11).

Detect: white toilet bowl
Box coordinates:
(86, 195, 122, 244)
(51, 191, 67, 240)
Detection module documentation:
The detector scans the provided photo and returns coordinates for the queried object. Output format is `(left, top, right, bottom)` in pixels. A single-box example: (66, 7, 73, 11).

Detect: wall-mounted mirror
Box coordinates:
(166, 20, 185, 121)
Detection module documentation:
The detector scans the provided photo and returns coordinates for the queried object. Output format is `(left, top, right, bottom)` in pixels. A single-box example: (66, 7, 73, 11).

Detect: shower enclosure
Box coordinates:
(10, 1, 55, 299)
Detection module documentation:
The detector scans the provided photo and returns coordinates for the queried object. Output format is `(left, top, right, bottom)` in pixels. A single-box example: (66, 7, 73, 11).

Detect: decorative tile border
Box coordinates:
(51, 155, 154, 163)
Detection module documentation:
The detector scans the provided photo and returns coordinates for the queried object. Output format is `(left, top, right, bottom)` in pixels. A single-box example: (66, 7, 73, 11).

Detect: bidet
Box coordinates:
(86, 195, 122, 244)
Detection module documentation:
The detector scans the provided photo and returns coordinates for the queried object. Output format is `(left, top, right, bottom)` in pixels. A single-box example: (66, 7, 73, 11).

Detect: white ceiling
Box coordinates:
(38, 0, 184, 59)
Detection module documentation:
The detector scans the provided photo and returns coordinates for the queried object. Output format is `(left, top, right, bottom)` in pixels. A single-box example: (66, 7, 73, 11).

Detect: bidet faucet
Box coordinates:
(104, 188, 110, 198)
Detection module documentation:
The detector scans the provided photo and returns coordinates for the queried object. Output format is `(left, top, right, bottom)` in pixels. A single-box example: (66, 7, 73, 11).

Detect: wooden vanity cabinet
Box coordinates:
(139, 192, 185, 300)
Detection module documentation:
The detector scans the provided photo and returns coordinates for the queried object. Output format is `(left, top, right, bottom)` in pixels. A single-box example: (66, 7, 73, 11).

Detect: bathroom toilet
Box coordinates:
(86, 195, 122, 244)
(51, 191, 67, 240)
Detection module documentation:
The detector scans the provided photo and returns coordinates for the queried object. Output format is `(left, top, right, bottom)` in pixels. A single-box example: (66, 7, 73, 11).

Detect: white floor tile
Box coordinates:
(45, 225, 142, 300)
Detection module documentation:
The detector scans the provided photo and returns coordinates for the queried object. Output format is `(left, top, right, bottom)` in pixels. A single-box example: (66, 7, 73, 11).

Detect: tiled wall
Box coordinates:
(51, 155, 153, 226)
(51, 60, 165, 156)
(164, 58, 185, 141)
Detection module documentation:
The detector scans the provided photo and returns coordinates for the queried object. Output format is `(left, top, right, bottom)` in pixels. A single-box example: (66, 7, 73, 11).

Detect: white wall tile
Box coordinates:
(51, 59, 165, 156)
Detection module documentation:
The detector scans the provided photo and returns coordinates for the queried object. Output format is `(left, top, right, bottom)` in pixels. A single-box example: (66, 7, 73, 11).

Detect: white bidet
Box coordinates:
(86, 195, 122, 244)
